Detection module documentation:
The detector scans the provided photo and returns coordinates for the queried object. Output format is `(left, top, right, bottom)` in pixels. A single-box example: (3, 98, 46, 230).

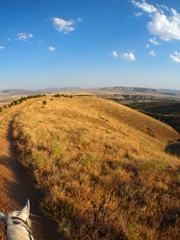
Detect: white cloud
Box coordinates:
(77, 17, 83, 22)
(28, 33, 33, 38)
(120, 52, 136, 61)
(112, 50, 135, 61)
(170, 52, 180, 63)
(157, 4, 170, 12)
(0, 46, 4, 49)
(52, 17, 75, 33)
(16, 32, 33, 41)
(149, 50, 156, 57)
(112, 51, 118, 57)
(132, 2, 180, 42)
(147, 9, 180, 41)
(132, 0, 157, 13)
(134, 12, 143, 17)
(146, 43, 150, 48)
(49, 46, 55, 51)
(7, 38, 11, 41)
(149, 37, 160, 45)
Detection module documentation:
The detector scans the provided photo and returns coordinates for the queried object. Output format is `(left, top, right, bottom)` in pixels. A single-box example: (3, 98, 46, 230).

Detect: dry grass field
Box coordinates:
(11, 96, 180, 239)
(118, 100, 180, 134)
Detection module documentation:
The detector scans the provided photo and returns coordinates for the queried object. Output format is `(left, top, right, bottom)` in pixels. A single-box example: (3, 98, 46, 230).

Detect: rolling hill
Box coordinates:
(10, 95, 180, 239)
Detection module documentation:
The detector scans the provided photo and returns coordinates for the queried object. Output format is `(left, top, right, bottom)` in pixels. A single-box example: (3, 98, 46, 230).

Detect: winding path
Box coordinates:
(0, 103, 65, 240)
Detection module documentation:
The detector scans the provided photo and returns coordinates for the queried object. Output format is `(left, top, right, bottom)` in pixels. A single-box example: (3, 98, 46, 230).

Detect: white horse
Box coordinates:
(0, 200, 34, 240)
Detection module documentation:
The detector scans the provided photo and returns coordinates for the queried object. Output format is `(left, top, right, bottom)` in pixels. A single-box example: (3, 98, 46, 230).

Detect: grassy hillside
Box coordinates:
(119, 100, 180, 134)
(12, 96, 180, 239)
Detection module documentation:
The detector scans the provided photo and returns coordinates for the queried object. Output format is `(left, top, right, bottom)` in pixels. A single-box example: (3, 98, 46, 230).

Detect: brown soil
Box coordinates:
(0, 103, 66, 240)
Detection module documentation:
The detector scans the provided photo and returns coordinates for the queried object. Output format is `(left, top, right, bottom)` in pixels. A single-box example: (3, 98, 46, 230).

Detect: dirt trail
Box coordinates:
(0, 104, 65, 240)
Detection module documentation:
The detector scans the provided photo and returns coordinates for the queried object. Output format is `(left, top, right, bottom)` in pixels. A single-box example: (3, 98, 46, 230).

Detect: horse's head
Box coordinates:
(0, 200, 34, 240)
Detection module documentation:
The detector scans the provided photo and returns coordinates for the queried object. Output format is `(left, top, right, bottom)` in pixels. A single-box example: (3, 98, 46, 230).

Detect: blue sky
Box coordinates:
(0, 0, 180, 90)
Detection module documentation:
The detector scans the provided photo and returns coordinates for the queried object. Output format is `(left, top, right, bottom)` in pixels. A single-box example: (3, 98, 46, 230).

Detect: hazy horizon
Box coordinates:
(1, 85, 180, 93)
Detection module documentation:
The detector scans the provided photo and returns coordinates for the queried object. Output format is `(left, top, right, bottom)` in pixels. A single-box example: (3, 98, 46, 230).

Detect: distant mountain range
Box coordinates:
(0, 87, 81, 96)
(0, 86, 180, 96)
(100, 87, 180, 95)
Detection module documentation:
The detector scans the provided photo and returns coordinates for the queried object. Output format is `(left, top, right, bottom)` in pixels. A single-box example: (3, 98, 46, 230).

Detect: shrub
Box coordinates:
(9, 102, 13, 108)
(42, 100, 47, 105)
(54, 94, 61, 98)
(13, 100, 19, 105)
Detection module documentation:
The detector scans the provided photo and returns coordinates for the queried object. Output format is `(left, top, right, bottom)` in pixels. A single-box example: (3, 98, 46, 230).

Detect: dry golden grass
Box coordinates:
(12, 96, 180, 239)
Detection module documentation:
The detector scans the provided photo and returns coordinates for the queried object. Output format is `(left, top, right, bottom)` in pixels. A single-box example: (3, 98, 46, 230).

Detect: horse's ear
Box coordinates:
(0, 212, 7, 224)
(19, 199, 30, 221)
